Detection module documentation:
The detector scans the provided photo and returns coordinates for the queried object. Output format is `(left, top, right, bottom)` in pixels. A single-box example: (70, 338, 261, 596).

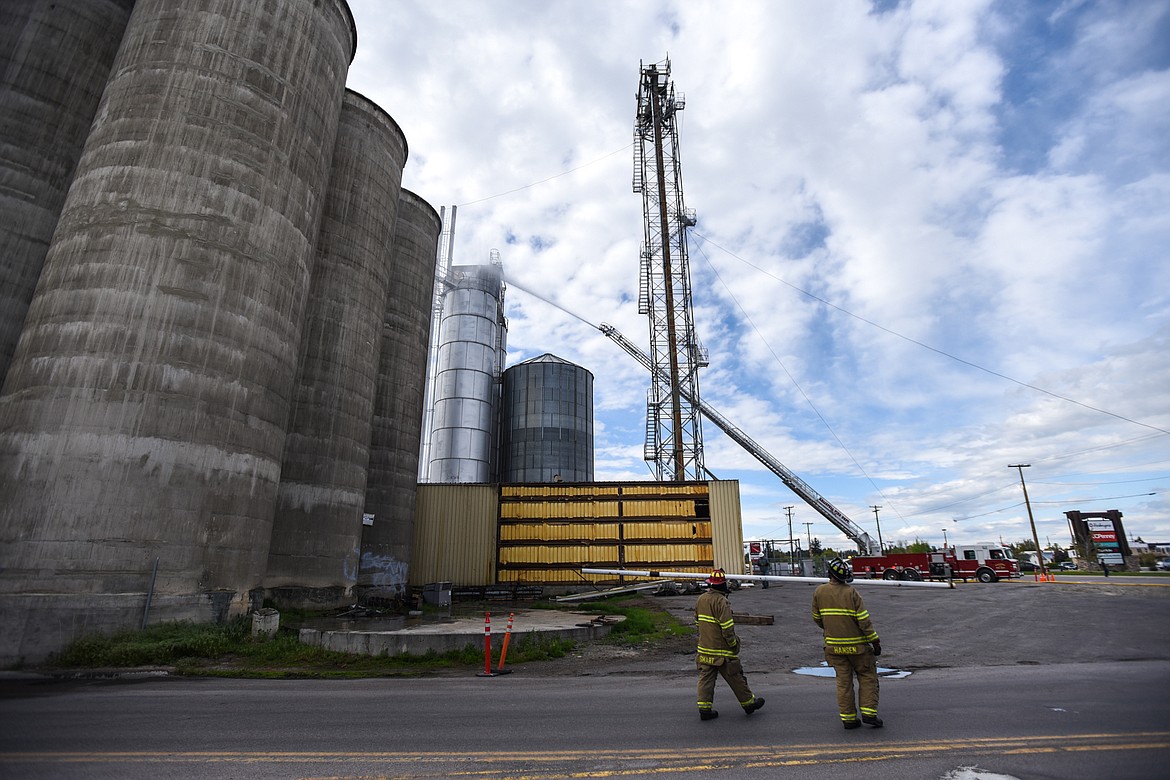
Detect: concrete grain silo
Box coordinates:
(0, 0, 357, 664)
(266, 90, 408, 610)
(424, 255, 508, 483)
(0, 0, 135, 388)
(500, 354, 594, 483)
(359, 190, 442, 600)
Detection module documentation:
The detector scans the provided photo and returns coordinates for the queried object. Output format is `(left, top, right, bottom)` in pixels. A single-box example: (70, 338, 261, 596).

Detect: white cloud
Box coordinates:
(346, 0, 1170, 550)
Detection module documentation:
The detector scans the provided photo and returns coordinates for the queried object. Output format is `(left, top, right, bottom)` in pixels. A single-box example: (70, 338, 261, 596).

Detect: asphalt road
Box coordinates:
(0, 661, 1166, 779)
(2, 577, 1168, 779)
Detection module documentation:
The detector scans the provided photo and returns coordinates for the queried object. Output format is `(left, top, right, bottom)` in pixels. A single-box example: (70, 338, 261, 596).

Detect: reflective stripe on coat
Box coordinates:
(696, 589, 739, 664)
(811, 581, 878, 651)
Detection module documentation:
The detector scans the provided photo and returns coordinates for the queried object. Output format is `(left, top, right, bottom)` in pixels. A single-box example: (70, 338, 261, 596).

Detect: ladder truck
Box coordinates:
(599, 323, 879, 555)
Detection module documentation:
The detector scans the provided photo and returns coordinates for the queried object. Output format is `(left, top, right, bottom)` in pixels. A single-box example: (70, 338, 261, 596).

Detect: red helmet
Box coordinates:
(706, 568, 727, 586)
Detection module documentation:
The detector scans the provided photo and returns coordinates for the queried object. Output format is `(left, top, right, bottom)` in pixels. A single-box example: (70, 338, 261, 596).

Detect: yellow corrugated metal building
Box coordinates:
(410, 481, 744, 588)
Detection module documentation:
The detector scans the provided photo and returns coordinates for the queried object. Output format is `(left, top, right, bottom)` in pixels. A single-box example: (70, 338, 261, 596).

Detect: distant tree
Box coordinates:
(881, 538, 931, 554)
(810, 538, 823, 556)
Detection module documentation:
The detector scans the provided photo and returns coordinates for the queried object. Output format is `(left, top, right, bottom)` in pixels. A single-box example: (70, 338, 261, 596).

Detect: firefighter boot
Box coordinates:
(843, 720, 861, 729)
(744, 696, 765, 715)
(699, 709, 719, 721)
(861, 714, 884, 728)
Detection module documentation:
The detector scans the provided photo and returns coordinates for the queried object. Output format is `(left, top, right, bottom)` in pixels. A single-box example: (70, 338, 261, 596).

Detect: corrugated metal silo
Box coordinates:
(266, 90, 408, 609)
(0, 0, 135, 389)
(500, 354, 595, 483)
(424, 256, 508, 483)
(0, 0, 357, 664)
(359, 189, 442, 600)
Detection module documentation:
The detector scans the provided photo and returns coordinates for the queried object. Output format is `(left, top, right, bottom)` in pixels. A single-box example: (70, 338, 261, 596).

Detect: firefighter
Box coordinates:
(695, 568, 765, 721)
(811, 557, 883, 729)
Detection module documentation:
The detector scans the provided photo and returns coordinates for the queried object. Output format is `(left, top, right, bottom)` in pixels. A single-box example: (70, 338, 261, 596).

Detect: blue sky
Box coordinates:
(345, 0, 1170, 553)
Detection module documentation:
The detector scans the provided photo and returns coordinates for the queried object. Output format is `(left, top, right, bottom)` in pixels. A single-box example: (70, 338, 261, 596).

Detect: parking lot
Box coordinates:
(538, 574, 1170, 677)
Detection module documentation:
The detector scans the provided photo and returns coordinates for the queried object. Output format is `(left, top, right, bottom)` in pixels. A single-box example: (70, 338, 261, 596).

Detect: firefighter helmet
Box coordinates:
(826, 557, 854, 583)
(706, 568, 727, 586)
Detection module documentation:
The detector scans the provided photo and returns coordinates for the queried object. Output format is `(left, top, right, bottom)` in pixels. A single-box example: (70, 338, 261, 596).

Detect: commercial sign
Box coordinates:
(1088, 520, 1123, 561)
(1067, 510, 1130, 559)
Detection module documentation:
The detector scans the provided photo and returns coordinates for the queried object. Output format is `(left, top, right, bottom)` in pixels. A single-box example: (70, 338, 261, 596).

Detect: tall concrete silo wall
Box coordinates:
(0, 0, 135, 389)
(500, 354, 595, 483)
(267, 90, 408, 609)
(0, 0, 357, 664)
(360, 190, 441, 599)
(425, 261, 507, 483)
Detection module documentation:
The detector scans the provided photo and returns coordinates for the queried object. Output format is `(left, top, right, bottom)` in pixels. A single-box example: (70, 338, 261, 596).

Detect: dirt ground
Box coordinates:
(532, 577, 1170, 678)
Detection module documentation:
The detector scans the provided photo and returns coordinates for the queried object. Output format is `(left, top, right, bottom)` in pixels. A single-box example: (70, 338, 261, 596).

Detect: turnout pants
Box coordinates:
(696, 656, 755, 711)
(824, 647, 879, 723)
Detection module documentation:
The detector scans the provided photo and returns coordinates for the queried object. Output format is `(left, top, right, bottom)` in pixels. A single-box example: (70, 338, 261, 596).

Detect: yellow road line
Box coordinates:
(4, 731, 1167, 771)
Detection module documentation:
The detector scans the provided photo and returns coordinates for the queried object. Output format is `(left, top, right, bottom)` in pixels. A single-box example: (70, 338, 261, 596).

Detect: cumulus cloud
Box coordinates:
(346, 0, 1170, 549)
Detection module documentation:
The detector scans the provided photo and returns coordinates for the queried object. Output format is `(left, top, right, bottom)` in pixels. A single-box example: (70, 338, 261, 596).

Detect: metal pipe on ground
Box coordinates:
(580, 568, 953, 589)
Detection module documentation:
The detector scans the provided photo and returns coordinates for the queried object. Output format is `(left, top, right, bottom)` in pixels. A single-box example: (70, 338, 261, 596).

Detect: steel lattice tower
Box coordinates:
(633, 58, 706, 481)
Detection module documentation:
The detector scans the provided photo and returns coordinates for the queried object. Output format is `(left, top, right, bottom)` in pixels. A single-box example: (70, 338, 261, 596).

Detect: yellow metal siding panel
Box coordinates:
(621, 543, 713, 564)
(590, 523, 621, 540)
(620, 521, 710, 541)
(498, 522, 626, 542)
(708, 480, 744, 574)
(499, 545, 616, 565)
(412, 481, 738, 588)
(500, 484, 622, 499)
(410, 484, 497, 587)
(620, 483, 708, 496)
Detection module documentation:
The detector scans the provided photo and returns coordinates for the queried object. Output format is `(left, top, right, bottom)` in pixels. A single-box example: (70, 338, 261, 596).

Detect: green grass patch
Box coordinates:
(41, 595, 690, 678)
(42, 603, 631, 678)
(573, 597, 694, 645)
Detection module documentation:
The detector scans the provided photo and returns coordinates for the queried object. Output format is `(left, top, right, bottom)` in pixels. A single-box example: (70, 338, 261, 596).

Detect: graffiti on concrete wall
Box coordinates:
(359, 552, 408, 596)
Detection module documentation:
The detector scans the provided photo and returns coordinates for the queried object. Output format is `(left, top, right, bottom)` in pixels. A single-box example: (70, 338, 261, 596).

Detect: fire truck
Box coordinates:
(850, 544, 1019, 583)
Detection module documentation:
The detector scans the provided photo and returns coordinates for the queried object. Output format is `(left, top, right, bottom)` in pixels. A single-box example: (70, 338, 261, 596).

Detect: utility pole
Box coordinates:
(1010, 464, 1046, 577)
(871, 505, 884, 551)
(785, 506, 795, 574)
(803, 522, 814, 554)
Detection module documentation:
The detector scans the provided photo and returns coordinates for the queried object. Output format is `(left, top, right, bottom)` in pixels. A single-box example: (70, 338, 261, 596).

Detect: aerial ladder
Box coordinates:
(599, 323, 879, 555)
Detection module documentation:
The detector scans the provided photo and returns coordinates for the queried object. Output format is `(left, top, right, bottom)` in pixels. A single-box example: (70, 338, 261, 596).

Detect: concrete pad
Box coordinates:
(298, 610, 624, 657)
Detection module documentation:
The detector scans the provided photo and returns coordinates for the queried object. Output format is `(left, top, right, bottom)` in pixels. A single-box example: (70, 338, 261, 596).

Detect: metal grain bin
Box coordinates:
(0, 0, 356, 664)
(266, 90, 408, 609)
(359, 189, 442, 600)
(499, 354, 594, 483)
(423, 258, 507, 483)
(0, 0, 134, 388)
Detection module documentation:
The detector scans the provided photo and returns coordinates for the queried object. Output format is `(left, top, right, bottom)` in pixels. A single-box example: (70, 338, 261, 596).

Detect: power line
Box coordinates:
(691, 231, 1170, 437)
(953, 491, 1157, 521)
(1032, 492, 1156, 505)
(1034, 476, 1170, 486)
(692, 240, 907, 531)
(903, 482, 1021, 517)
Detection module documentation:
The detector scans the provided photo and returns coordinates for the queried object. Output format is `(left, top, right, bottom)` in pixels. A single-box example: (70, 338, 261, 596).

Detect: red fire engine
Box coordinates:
(851, 544, 1020, 583)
